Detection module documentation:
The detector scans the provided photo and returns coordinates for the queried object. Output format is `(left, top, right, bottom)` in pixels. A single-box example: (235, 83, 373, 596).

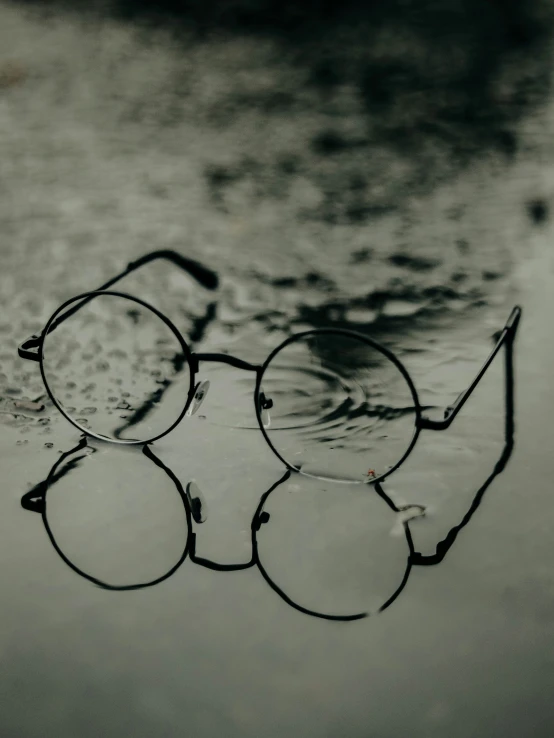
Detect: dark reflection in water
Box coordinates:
(21, 317, 515, 619)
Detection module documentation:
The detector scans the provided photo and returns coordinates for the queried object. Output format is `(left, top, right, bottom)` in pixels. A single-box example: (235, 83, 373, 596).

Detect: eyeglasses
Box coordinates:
(19, 249, 522, 485)
(20, 336, 515, 622)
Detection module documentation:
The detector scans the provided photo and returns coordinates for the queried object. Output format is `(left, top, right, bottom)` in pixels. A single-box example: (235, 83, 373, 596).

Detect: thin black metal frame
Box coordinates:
(20, 320, 516, 621)
(19, 249, 522, 486)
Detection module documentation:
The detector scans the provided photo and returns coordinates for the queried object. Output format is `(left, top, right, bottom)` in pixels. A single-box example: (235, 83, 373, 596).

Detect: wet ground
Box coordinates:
(2, 0, 554, 735)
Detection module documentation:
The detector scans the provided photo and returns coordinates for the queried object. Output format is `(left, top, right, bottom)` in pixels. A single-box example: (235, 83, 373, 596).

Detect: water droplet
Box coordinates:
(382, 300, 422, 318)
(14, 399, 44, 412)
(345, 308, 378, 324)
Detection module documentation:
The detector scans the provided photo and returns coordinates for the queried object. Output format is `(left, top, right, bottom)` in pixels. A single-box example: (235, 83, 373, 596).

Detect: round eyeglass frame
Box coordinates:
(39, 291, 423, 484)
(39, 290, 197, 446)
(254, 328, 422, 485)
(40, 438, 192, 590)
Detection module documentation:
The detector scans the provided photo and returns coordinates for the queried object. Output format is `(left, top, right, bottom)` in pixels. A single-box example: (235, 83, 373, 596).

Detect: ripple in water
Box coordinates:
(259, 330, 418, 482)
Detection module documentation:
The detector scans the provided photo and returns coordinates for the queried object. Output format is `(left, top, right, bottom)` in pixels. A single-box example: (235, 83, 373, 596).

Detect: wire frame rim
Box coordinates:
(39, 289, 197, 446)
(254, 327, 422, 485)
(40, 439, 192, 590)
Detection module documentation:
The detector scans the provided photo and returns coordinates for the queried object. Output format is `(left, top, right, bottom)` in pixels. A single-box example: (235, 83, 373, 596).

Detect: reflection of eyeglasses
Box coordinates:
(23, 438, 380, 620)
(19, 249, 522, 484)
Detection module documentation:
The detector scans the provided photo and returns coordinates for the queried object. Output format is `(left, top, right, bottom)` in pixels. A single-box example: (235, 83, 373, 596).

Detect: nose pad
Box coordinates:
(186, 480, 208, 523)
(258, 390, 273, 428)
(187, 380, 210, 417)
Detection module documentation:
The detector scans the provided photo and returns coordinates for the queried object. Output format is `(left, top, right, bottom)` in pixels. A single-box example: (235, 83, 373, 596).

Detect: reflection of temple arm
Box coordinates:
(411, 441, 513, 566)
(419, 305, 520, 431)
(19, 250, 219, 361)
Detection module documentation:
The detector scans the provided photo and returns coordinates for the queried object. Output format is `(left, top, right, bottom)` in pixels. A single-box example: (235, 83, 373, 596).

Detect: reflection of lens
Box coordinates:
(258, 330, 419, 483)
(41, 292, 193, 443)
(255, 475, 410, 618)
(44, 443, 189, 589)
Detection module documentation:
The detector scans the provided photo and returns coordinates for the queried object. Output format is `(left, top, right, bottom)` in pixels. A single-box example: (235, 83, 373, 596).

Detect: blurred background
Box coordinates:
(2, 1, 554, 736)
(1, 0, 551, 326)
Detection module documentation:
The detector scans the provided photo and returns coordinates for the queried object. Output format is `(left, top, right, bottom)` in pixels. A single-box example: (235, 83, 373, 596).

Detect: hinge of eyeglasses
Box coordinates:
(418, 393, 462, 430)
(18, 335, 41, 362)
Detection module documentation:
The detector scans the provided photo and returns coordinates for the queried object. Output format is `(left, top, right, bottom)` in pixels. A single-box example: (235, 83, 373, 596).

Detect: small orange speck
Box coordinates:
(367, 469, 376, 477)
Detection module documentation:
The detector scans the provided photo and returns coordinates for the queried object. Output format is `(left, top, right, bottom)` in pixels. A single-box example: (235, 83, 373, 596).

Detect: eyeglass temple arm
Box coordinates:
(124, 250, 219, 292)
(411, 325, 516, 567)
(418, 305, 521, 431)
(18, 250, 219, 362)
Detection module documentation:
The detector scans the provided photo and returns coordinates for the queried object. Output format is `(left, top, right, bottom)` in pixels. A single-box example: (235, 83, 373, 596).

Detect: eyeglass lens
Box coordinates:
(259, 331, 418, 482)
(41, 293, 192, 443)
